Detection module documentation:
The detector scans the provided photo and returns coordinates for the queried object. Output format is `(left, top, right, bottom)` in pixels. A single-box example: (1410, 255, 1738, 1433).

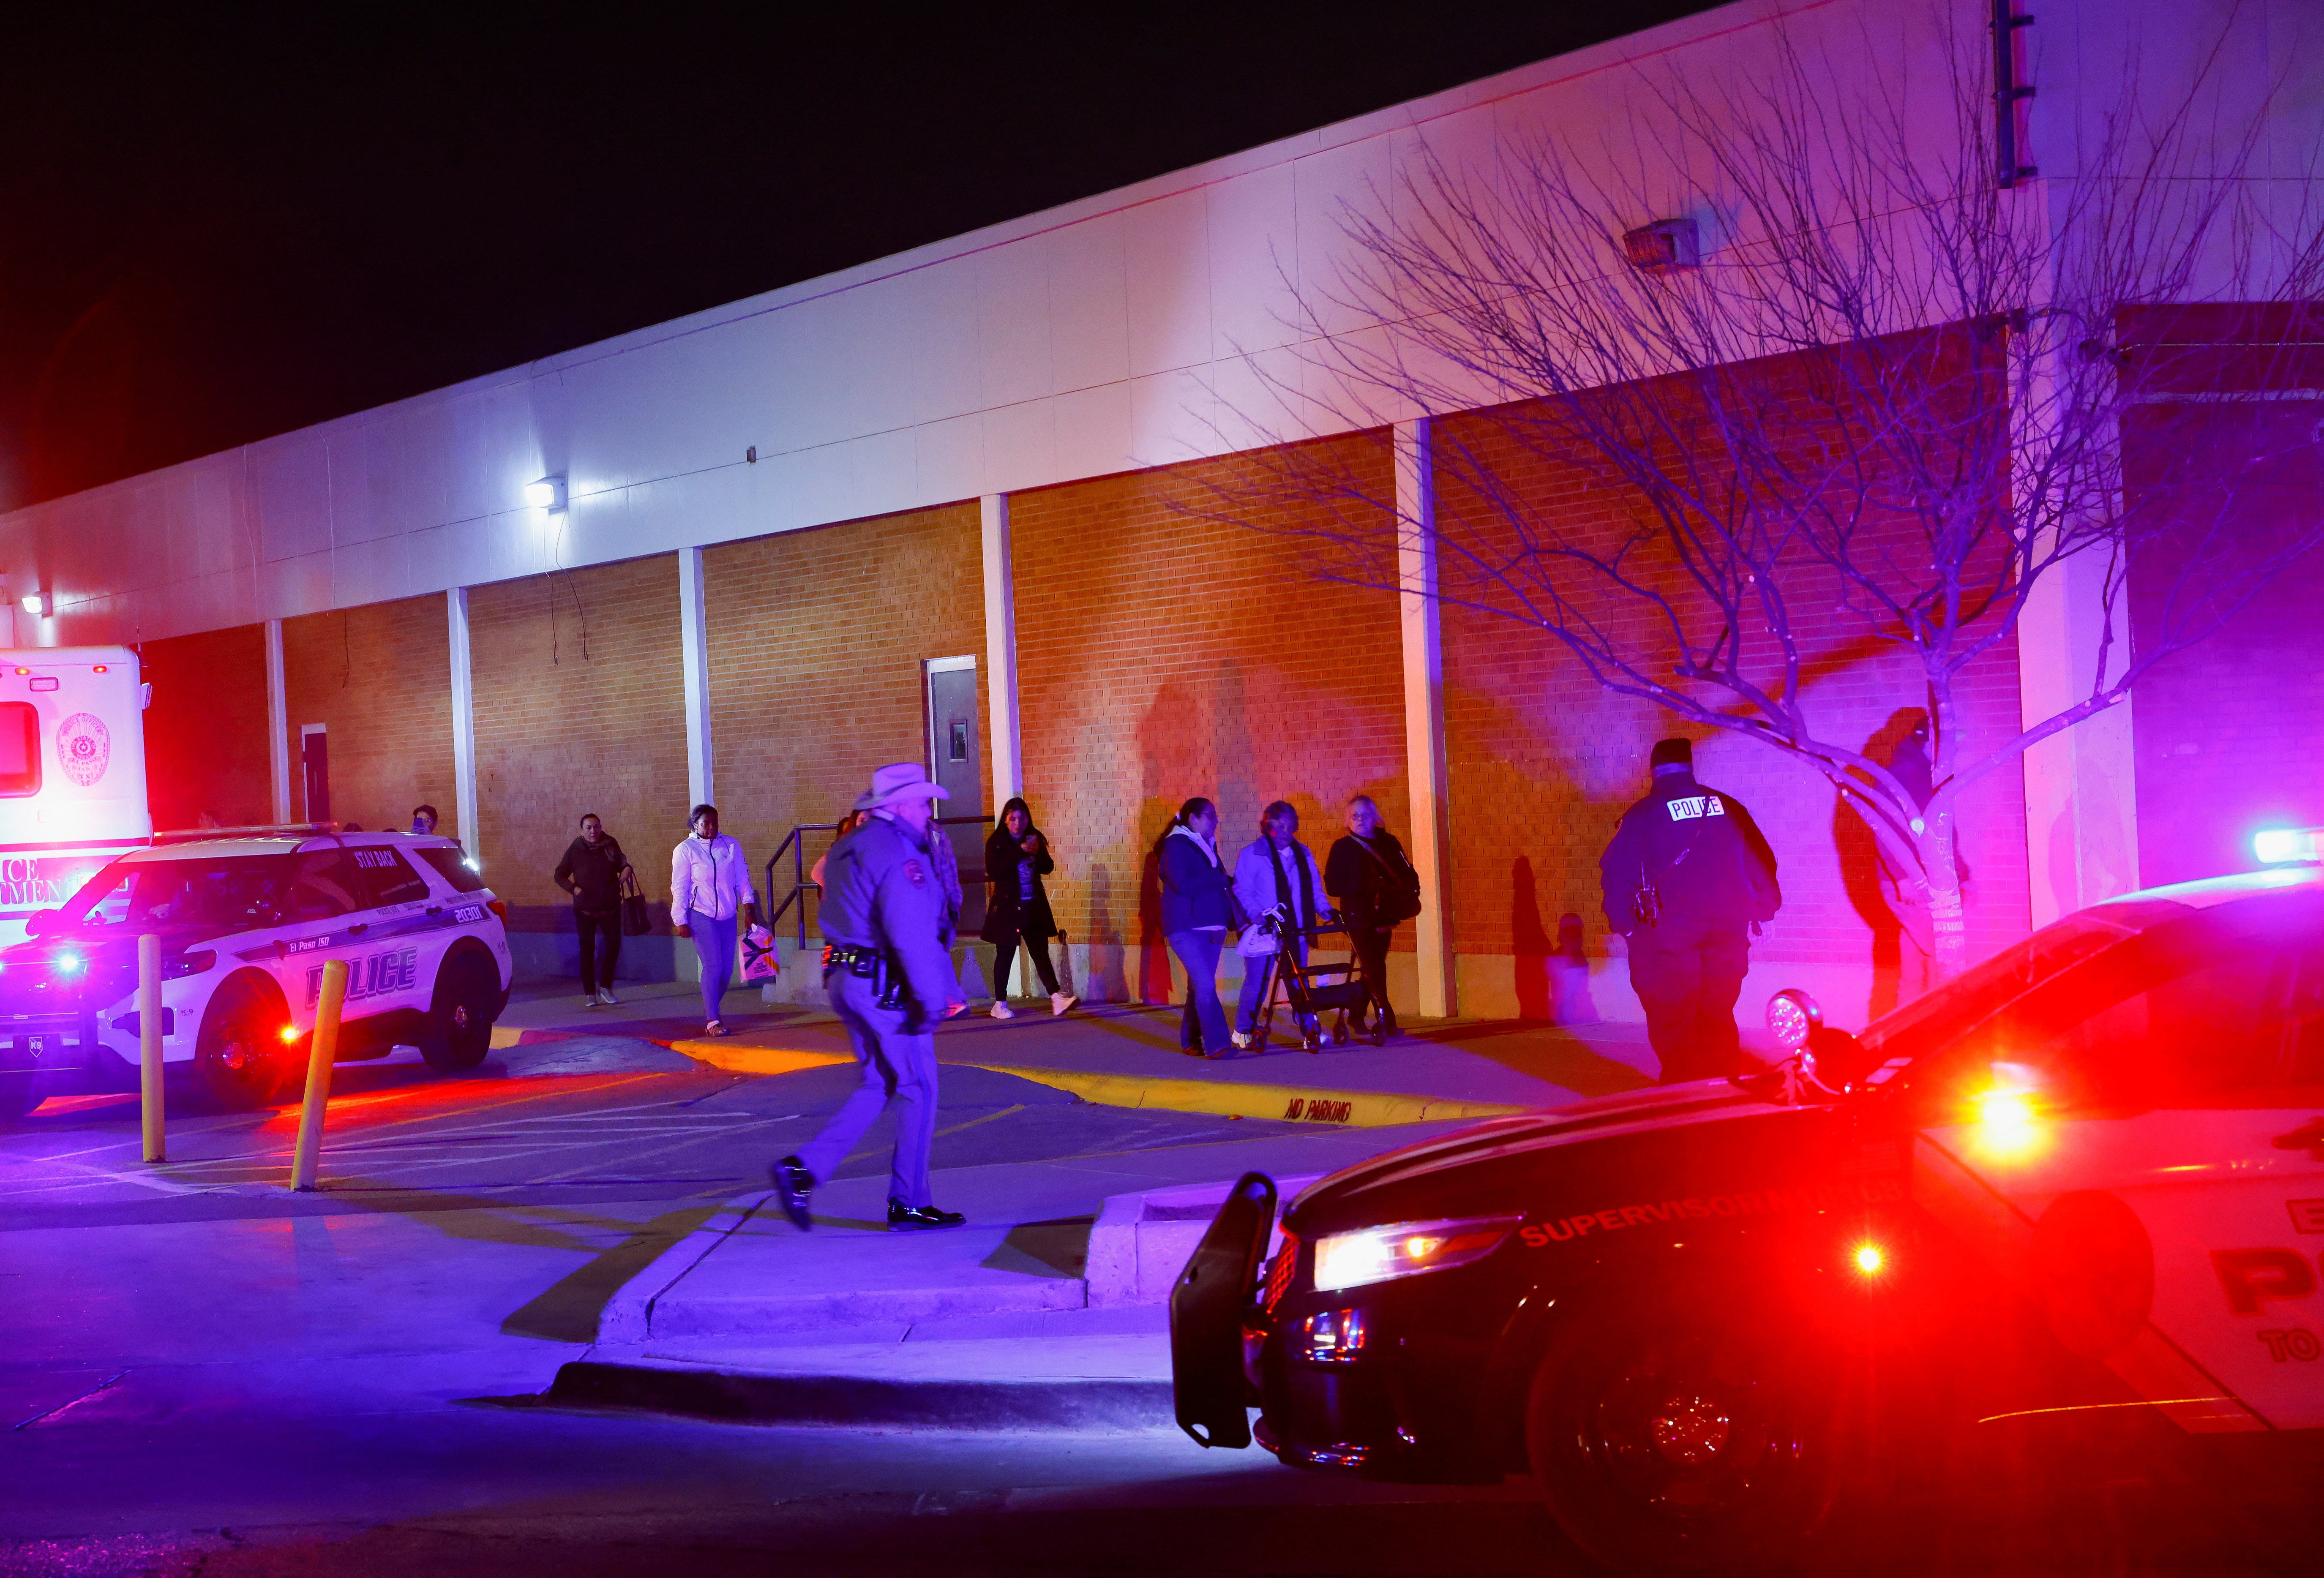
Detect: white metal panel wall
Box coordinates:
(2, 0, 2316, 648)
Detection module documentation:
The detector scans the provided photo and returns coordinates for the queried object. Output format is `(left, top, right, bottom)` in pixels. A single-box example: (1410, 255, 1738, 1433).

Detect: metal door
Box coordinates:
(300, 726, 330, 824)
(925, 658, 983, 932)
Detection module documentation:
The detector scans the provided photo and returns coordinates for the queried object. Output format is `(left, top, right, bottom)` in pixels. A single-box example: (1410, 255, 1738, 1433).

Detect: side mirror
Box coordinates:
(24, 910, 57, 938)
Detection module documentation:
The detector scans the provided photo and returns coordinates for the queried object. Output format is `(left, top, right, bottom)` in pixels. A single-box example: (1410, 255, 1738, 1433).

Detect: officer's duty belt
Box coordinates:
(822, 942, 882, 977)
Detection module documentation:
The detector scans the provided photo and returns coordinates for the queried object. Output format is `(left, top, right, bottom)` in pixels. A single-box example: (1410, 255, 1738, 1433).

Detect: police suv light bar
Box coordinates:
(2253, 826, 2324, 865)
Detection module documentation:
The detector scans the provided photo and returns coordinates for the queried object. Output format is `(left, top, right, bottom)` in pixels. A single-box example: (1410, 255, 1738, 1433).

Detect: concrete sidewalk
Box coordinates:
(538, 1119, 1428, 1430)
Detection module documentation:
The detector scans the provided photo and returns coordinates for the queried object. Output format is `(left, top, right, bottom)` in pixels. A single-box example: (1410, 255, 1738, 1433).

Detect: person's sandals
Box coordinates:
(704, 1020, 728, 1036)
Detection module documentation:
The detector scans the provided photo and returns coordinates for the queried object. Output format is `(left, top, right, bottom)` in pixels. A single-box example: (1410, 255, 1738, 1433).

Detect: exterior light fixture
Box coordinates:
(1622, 217, 1701, 274)
(524, 475, 567, 512)
(19, 592, 52, 619)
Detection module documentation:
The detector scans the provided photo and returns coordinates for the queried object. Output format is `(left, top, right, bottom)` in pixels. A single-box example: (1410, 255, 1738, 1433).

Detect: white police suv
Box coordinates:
(0, 830, 513, 1117)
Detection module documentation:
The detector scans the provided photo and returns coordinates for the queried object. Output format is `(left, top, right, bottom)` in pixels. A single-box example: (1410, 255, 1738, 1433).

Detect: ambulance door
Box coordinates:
(272, 848, 370, 1033)
(345, 845, 436, 1021)
(1922, 911, 2324, 1430)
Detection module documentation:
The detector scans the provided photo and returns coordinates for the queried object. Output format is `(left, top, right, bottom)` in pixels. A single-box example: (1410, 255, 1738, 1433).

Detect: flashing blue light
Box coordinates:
(2254, 827, 2324, 865)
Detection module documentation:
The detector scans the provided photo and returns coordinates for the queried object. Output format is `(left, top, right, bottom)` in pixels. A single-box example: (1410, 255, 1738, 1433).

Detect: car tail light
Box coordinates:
(486, 899, 507, 921)
(1264, 1231, 1300, 1311)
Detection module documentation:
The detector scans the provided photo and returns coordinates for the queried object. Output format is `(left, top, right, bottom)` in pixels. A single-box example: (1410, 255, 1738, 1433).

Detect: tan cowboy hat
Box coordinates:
(854, 761, 952, 812)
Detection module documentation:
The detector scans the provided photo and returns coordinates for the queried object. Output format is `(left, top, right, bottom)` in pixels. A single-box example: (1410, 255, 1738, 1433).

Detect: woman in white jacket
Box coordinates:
(671, 803, 758, 1036)
(1230, 800, 1333, 1049)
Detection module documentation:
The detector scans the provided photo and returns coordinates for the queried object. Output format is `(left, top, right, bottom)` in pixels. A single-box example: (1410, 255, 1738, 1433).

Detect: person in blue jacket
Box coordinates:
(1159, 796, 1236, 1056)
(1599, 737, 1782, 1083)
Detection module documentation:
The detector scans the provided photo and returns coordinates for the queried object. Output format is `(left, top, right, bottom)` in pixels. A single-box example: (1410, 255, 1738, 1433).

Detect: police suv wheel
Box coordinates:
(421, 951, 498, 1073)
(1525, 1291, 1836, 1574)
(196, 976, 289, 1112)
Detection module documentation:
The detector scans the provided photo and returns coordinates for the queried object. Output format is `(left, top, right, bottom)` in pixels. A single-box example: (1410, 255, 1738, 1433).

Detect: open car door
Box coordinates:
(1170, 1171, 1277, 1448)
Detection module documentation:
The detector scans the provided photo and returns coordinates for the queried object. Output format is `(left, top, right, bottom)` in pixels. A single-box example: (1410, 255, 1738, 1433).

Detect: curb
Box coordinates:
(543, 1360, 1173, 1430)
(661, 1038, 1528, 1129)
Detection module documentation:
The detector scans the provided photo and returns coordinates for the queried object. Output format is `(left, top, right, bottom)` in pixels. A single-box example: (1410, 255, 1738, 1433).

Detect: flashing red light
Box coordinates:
(91, 664, 106, 673)
(278, 1026, 299, 1044)
(1854, 1244, 1886, 1275)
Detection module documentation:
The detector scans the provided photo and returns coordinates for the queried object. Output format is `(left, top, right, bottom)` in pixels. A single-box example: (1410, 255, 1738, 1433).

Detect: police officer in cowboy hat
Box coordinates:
(1600, 737, 1782, 1084)
(771, 763, 969, 1231)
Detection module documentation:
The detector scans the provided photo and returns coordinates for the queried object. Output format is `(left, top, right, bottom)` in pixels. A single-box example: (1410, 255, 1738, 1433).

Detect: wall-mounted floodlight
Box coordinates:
(19, 592, 51, 619)
(1622, 217, 1701, 274)
(524, 475, 567, 512)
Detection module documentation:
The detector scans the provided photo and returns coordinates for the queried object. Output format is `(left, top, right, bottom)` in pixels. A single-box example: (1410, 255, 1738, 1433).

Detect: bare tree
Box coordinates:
(1228, 13, 2324, 982)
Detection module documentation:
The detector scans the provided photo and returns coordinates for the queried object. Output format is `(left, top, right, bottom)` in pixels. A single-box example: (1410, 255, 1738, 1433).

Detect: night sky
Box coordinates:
(0, 5, 1721, 514)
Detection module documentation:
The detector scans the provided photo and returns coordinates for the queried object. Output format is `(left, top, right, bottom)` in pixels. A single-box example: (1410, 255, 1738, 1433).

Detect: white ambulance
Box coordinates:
(0, 646, 152, 949)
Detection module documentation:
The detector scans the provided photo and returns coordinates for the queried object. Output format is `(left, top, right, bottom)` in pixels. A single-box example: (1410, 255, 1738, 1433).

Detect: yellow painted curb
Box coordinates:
(659, 1036, 1528, 1129)
(971, 1065, 1530, 1128)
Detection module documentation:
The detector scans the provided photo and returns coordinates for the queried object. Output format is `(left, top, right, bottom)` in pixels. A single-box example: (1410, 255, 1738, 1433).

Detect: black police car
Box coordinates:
(1171, 866, 2324, 1571)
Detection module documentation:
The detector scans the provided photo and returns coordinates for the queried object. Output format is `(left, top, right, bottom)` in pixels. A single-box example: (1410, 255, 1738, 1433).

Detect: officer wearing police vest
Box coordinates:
(771, 763, 968, 1232)
(1599, 737, 1782, 1084)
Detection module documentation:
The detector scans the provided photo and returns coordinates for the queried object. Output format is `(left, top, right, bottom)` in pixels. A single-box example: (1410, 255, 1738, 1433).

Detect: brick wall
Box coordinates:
(1433, 370, 2029, 1023)
(469, 557, 686, 915)
(704, 502, 987, 924)
(1010, 437, 1410, 1001)
(282, 596, 455, 837)
(2129, 398, 2324, 886)
(142, 623, 272, 830)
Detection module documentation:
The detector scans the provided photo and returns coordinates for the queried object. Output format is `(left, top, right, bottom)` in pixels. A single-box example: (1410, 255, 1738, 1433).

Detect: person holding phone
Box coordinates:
(981, 796, 1076, 1018)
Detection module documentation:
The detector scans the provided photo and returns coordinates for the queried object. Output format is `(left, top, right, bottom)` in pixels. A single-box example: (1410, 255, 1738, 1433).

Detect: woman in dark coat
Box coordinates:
(1158, 796, 1236, 1056)
(982, 797, 1077, 1018)
(1323, 794, 1420, 1036)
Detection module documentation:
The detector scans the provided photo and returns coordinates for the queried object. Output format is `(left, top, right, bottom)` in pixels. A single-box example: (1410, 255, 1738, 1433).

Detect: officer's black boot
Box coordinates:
(889, 1198, 966, 1230)
(769, 1156, 814, 1231)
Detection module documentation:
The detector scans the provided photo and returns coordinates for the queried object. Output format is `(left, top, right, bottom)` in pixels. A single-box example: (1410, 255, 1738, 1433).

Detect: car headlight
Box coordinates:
(1311, 1215, 1521, 1293)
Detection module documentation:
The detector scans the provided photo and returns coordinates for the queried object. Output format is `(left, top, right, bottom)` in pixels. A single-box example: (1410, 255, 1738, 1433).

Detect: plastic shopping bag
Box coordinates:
(740, 924, 779, 984)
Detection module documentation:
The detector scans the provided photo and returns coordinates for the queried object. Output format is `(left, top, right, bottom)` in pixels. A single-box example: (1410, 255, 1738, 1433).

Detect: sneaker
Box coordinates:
(1230, 1030, 1253, 1050)
(1050, 992, 1078, 1017)
(889, 1198, 966, 1231)
(581, 994, 598, 1009)
(769, 1156, 814, 1231)
(990, 1001, 1016, 1019)
(596, 989, 619, 1007)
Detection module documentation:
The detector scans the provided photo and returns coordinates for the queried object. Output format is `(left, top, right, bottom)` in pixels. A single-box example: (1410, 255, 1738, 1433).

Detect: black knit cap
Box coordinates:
(1650, 737, 1694, 769)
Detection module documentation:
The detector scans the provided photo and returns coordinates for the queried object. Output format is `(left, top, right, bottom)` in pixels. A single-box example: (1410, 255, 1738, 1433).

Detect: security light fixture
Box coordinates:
(525, 475, 567, 512)
(19, 592, 51, 619)
(1623, 218, 1700, 274)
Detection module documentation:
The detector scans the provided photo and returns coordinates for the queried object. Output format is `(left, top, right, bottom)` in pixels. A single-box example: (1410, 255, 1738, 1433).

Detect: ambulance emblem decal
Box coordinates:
(56, 713, 110, 788)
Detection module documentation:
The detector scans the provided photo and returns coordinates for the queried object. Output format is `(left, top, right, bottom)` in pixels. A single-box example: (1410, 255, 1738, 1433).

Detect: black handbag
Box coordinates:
(619, 867, 652, 937)
(1357, 838, 1424, 925)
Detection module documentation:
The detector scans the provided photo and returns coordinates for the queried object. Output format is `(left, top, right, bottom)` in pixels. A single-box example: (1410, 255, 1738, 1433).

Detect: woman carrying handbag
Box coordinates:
(1323, 795, 1422, 1037)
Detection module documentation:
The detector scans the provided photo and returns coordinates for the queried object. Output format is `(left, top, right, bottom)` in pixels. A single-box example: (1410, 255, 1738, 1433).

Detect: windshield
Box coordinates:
(60, 854, 291, 938)
(1855, 911, 2145, 1072)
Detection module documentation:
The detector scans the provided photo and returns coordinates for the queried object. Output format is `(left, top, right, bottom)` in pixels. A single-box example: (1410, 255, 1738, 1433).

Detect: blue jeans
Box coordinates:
(686, 908, 737, 1023)
(797, 968, 940, 1207)
(1167, 929, 1231, 1052)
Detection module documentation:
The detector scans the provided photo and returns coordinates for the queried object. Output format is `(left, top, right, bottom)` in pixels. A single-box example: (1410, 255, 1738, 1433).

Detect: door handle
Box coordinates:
(2270, 1116, 2324, 1160)
(346, 922, 369, 937)
(425, 906, 443, 918)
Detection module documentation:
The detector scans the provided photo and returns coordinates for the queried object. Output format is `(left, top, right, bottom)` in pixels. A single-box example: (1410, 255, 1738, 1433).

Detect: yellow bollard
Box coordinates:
(138, 933, 164, 1164)
(289, 957, 349, 1193)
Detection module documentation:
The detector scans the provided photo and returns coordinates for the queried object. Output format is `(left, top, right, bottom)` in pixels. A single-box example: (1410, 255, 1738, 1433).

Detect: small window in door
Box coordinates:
(349, 846, 430, 908)
(0, 703, 38, 796)
(284, 850, 365, 922)
(949, 719, 969, 763)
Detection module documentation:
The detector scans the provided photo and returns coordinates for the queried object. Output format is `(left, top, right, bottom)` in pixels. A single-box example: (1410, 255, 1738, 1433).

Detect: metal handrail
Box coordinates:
(764, 814, 994, 948)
